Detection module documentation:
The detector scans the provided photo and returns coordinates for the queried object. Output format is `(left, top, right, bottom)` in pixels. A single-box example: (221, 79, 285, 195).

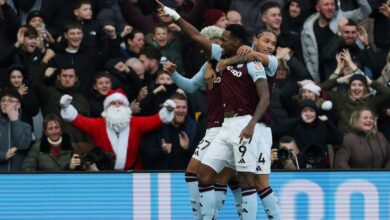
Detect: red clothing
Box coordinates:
(72, 114, 163, 170)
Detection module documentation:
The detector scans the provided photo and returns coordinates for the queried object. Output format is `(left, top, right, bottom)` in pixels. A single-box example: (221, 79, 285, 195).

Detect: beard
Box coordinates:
(101, 105, 132, 133)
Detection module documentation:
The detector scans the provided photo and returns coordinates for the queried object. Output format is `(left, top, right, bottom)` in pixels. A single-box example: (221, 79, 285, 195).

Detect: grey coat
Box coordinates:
(301, 0, 371, 82)
(0, 114, 32, 171)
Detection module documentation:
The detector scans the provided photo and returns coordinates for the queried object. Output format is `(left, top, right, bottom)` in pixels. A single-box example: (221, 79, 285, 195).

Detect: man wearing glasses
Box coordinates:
(0, 88, 32, 171)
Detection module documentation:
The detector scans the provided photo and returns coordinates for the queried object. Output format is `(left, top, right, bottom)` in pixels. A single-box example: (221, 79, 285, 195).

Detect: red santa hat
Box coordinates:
(103, 88, 129, 109)
(203, 9, 225, 26)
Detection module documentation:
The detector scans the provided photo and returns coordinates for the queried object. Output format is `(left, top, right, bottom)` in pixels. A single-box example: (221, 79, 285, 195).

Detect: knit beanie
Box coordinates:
(299, 99, 319, 113)
(26, 10, 43, 24)
(203, 9, 224, 26)
(348, 74, 368, 88)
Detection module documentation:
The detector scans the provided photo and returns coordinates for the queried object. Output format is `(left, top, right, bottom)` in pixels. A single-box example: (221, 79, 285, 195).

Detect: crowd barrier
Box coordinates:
(0, 171, 388, 219)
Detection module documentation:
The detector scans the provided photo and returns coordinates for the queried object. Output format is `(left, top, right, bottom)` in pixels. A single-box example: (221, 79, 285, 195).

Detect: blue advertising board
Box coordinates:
(0, 171, 388, 219)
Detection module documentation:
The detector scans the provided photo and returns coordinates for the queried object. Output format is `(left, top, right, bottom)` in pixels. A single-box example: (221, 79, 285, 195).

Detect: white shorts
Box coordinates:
(192, 127, 221, 161)
(254, 125, 272, 175)
(202, 115, 263, 173)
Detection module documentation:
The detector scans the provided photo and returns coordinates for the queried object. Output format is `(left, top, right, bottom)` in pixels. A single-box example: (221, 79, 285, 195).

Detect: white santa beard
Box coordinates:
(102, 105, 132, 133)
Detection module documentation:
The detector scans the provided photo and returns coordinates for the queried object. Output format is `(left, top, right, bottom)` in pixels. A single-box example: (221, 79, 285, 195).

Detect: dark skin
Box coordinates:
(157, 2, 270, 189)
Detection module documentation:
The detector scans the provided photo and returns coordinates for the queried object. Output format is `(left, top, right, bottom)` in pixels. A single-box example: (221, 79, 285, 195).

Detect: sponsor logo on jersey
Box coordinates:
(227, 66, 242, 77)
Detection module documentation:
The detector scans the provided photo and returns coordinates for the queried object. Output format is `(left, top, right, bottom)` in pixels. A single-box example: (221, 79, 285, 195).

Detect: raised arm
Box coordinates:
(159, 5, 213, 57)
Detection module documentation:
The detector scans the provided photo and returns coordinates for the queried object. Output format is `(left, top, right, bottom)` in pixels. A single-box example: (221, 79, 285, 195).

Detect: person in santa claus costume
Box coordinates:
(59, 88, 176, 170)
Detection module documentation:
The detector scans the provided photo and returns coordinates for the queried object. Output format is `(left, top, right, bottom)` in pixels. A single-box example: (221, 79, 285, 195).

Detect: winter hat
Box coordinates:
(348, 74, 368, 88)
(7, 64, 27, 78)
(301, 83, 321, 96)
(0, 87, 21, 102)
(26, 10, 43, 24)
(103, 88, 129, 109)
(203, 9, 225, 26)
(299, 99, 319, 113)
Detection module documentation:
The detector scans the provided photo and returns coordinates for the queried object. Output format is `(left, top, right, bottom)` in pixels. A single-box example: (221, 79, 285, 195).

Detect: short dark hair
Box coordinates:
(0, 87, 21, 102)
(64, 22, 83, 32)
(93, 71, 111, 85)
(74, 0, 91, 10)
(43, 114, 64, 131)
(279, 135, 296, 145)
(124, 29, 143, 42)
(225, 24, 248, 45)
(260, 2, 281, 14)
(24, 25, 38, 38)
(140, 46, 162, 61)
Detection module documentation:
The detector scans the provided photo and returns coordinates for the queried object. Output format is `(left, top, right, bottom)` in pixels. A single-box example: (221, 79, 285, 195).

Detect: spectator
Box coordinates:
(335, 108, 390, 169)
(141, 92, 198, 170)
(60, 88, 176, 170)
(327, 48, 364, 94)
(149, 24, 185, 74)
(120, 29, 145, 59)
(6, 26, 43, 84)
(271, 135, 304, 170)
(22, 114, 73, 171)
(72, 0, 107, 52)
(87, 71, 112, 117)
(280, 79, 334, 119)
(301, 0, 371, 83)
(0, 87, 32, 171)
(26, 10, 55, 48)
(5, 64, 39, 134)
(281, 0, 305, 42)
(226, 9, 242, 25)
(272, 99, 343, 169)
(229, 0, 285, 38)
(280, 0, 306, 61)
(105, 58, 142, 103)
(51, 22, 120, 96)
(259, 2, 304, 62)
(322, 20, 387, 78)
(203, 8, 228, 29)
(138, 71, 178, 116)
(320, 73, 390, 132)
(139, 46, 163, 86)
(32, 49, 91, 143)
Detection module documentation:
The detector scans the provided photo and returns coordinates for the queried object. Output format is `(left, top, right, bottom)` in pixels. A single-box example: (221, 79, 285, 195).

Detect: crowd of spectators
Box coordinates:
(0, 0, 390, 172)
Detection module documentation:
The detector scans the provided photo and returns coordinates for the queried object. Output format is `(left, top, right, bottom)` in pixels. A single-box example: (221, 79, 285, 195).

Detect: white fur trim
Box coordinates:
(302, 83, 321, 96)
(103, 93, 129, 109)
(159, 99, 176, 123)
(106, 125, 129, 170)
(60, 104, 78, 122)
(321, 100, 333, 111)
